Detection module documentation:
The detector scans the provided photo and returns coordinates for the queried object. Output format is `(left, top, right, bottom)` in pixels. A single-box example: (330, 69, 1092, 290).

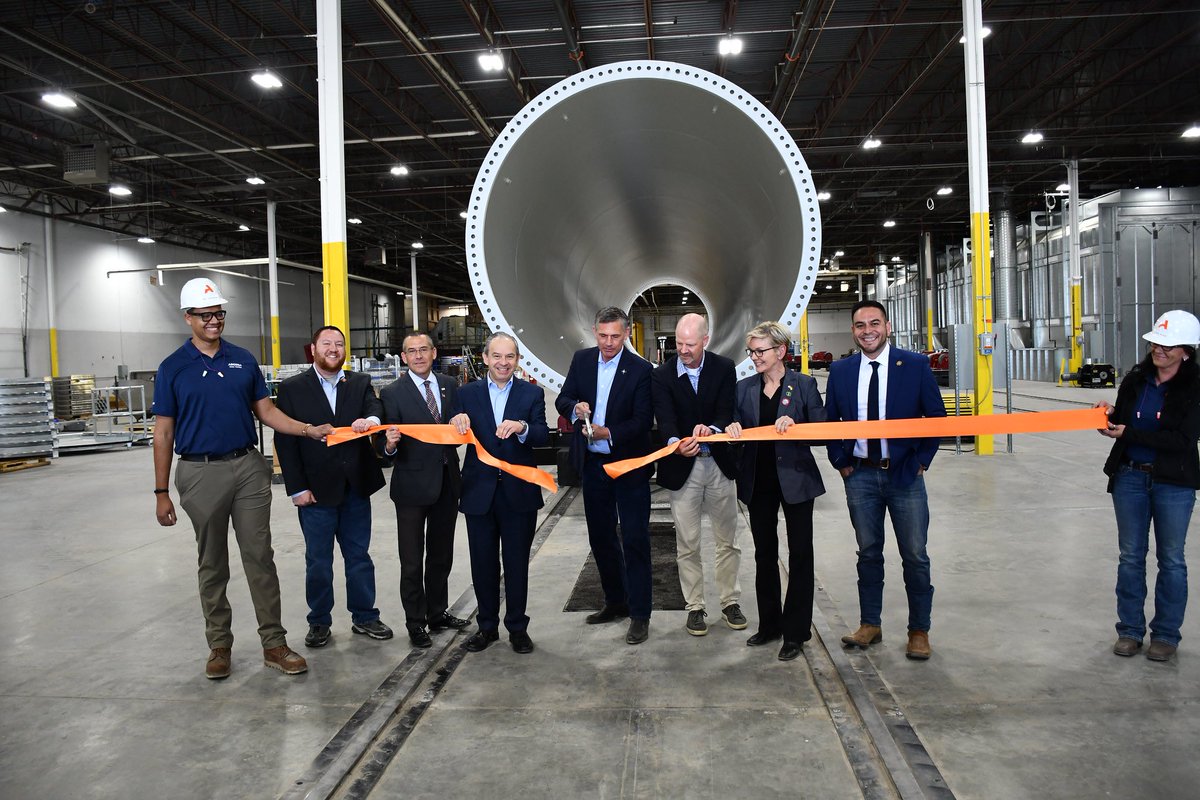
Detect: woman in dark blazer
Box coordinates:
(727, 321, 825, 661)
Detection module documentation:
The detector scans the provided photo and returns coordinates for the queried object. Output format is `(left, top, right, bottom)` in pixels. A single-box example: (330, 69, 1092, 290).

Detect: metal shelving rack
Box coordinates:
(0, 378, 57, 462)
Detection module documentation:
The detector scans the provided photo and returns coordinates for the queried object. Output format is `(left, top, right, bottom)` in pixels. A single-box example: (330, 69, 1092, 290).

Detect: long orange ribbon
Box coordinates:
(602, 407, 1108, 479)
(327, 425, 558, 493)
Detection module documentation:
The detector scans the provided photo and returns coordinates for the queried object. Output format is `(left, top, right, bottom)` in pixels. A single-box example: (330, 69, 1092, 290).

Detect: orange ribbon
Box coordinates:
(327, 424, 558, 493)
(602, 407, 1108, 479)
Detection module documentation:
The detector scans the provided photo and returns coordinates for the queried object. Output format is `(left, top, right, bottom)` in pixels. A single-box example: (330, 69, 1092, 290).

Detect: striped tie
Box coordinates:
(423, 380, 442, 423)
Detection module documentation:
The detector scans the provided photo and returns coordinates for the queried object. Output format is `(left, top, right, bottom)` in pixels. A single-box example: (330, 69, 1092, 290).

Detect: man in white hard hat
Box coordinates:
(152, 277, 334, 680)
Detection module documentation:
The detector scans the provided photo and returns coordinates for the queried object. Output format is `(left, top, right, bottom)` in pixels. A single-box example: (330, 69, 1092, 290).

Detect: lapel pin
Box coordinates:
(895, 360, 902, 366)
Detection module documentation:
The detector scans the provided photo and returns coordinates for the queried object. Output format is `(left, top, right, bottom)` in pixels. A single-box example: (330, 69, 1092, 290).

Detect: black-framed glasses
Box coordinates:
(1150, 343, 1179, 352)
(187, 309, 227, 322)
(746, 346, 780, 358)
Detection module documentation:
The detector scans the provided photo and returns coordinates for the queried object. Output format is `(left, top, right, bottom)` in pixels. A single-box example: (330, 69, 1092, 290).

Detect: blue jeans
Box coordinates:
(843, 467, 933, 631)
(1112, 465, 1193, 646)
(297, 489, 380, 626)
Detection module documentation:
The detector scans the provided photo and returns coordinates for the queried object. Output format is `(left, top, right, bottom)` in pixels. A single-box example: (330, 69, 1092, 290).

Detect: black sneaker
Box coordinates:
(721, 604, 748, 630)
(351, 619, 394, 640)
(686, 609, 708, 636)
(304, 624, 331, 648)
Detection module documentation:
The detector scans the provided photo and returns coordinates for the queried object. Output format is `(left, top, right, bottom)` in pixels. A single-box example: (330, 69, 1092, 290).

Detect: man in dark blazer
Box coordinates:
(651, 313, 744, 637)
(449, 332, 550, 654)
(275, 326, 393, 648)
(380, 332, 469, 649)
(555, 306, 655, 644)
(825, 300, 946, 660)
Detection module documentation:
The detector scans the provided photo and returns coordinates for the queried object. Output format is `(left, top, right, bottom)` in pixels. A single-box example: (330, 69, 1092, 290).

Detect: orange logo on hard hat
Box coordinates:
(204, 284, 214, 293)
(1157, 319, 1169, 330)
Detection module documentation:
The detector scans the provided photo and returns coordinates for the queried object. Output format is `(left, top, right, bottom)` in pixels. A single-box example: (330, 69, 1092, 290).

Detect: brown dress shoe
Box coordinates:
(1146, 640, 1177, 662)
(842, 624, 882, 648)
(906, 630, 931, 660)
(263, 645, 308, 675)
(206, 647, 231, 680)
(1112, 637, 1142, 657)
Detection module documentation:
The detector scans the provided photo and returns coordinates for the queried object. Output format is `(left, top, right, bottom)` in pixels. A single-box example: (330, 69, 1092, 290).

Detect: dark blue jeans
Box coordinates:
(843, 467, 933, 632)
(581, 454, 653, 619)
(297, 489, 380, 626)
(1112, 465, 1194, 646)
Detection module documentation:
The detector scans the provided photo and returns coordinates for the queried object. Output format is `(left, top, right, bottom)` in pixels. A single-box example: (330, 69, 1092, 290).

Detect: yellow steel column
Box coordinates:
(266, 199, 281, 372)
(799, 311, 810, 374)
(963, 0, 994, 454)
(317, 0, 350, 351)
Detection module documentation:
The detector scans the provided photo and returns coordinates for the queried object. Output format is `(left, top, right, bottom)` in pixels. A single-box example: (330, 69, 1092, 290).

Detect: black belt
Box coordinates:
(1123, 458, 1154, 475)
(180, 446, 254, 463)
(855, 457, 890, 470)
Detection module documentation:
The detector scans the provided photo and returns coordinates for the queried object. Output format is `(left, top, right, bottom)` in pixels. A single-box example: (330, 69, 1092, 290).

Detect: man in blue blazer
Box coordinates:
(450, 332, 550, 654)
(825, 300, 946, 660)
(555, 307, 655, 644)
(275, 326, 392, 649)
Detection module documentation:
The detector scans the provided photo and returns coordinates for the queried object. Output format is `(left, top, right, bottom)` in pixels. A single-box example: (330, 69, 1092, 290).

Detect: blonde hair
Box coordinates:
(745, 321, 791, 349)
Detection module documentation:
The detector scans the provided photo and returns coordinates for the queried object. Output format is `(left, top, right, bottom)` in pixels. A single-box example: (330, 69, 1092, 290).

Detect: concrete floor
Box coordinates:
(1, 379, 1198, 799)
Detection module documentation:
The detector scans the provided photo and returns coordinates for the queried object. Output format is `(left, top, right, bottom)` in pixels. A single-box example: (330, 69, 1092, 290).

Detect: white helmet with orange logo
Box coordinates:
(179, 277, 229, 310)
(1143, 309, 1200, 347)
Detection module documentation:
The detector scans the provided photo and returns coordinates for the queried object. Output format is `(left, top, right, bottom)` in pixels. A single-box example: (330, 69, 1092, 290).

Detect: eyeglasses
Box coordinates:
(746, 346, 780, 358)
(404, 346, 433, 356)
(187, 309, 227, 322)
(1151, 343, 1179, 352)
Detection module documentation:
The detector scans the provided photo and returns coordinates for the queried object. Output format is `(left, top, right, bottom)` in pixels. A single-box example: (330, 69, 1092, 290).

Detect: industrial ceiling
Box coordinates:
(2, 1, 1197, 307)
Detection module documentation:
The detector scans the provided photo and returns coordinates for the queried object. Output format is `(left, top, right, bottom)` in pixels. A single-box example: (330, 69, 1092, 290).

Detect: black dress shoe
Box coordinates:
(626, 618, 649, 645)
(509, 631, 534, 654)
(304, 624, 331, 648)
(428, 611, 471, 631)
(746, 630, 782, 647)
(464, 629, 500, 652)
(406, 625, 432, 649)
(586, 604, 630, 625)
(778, 641, 803, 661)
(351, 619, 394, 640)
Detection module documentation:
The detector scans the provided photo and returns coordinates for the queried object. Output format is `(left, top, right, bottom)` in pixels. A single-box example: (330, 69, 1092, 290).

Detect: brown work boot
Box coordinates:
(206, 647, 231, 680)
(906, 630, 932, 660)
(841, 624, 883, 648)
(263, 645, 308, 675)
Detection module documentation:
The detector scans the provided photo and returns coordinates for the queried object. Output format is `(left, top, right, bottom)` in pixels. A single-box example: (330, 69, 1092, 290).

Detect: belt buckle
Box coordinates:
(879, 458, 890, 470)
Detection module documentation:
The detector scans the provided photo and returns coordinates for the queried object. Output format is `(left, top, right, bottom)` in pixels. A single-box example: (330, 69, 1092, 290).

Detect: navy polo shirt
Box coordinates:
(1125, 379, 1167, 465)
(152, 338, 269, 455)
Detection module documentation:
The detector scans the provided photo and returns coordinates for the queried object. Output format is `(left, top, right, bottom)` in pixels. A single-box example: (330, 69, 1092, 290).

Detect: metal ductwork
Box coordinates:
(465, 61, 822, 391)
(993, 189, 1017, 322)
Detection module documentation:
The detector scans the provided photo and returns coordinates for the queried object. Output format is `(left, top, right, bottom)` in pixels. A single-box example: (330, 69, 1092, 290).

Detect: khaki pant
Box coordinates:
(667, 456, 742, 612)
(176, 452, 286, 649)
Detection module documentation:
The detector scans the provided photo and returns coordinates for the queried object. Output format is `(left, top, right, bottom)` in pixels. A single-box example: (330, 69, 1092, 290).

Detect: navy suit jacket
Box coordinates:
(458, 377, 550, 515)
(651, 352, 737, 489)
(554, 346, 653, 478)
(379, 371, 462, 506)
(733, 370, 826, 506)
(824, 347, 945, 488)
(274, 368, 386, 507)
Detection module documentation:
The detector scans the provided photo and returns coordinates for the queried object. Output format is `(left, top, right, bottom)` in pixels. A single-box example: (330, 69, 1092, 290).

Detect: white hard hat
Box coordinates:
(179, 277, 229, 310)
(1143, 309, 1200, 347)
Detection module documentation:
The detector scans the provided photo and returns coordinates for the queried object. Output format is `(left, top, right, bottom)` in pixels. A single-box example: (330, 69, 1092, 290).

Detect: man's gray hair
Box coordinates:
(483, 330, 520, 357)
(594, 306, 631, 329)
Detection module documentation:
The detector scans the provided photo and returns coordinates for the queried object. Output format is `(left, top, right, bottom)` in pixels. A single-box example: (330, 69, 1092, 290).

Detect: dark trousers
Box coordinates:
(394, 466, 458, 626)
(297, 487, 379, 626)
(747, 489, 815, 644)
(581, 454, 653, 619)
(466, 485, 537, 633)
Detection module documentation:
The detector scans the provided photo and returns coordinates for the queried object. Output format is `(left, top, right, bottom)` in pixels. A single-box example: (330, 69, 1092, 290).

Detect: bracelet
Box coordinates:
(153, 488, 169, 494)
(301, 423, 310, 437)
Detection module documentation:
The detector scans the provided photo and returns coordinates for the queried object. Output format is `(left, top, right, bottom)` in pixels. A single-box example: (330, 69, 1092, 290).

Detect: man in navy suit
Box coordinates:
(825, 300, 946, 660)
(380, 333, 469, 649)
(449, 332, 549, 654)
(651, 313, 744, 637)
(555, 307, 655, 644)
(275, 326, 393, 648)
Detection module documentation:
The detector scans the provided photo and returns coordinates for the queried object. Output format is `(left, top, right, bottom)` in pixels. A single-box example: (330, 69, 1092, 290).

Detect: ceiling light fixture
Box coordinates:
(348, 217, 362, 225)
(817, 191, 831, 201)
(1182, 125, 1200, 139)
(390, 164, 409, 176)
(861, 137, 882, 150)
(246, 175, 265, 185)
(137, 236, 155, 244)
(1022, 131, 1044, 144)
(478, 50, 504, 72)
(841, 282, 850, 292)
(1056, 183, 1071, 192)
(834, 250, 845, 257)
(251, 71, 283, 89)
(0, 206, 7, 213)
(883, 220, 896, 228)
(42, 91, 77, 109)
(891, 256, 901, 263)
(958, 26, 992, 43)
(109, 185, 132, 197)
(459, 210, 468, 219)
(717, 36, 743, 56)
(411, 241, 424, 249)
(936, 186, 953, 196)
(238, 224, 250, 232)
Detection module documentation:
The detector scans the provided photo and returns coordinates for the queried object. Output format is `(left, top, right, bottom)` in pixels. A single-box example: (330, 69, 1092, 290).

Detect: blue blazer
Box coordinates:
(733, 370, 826, 506)
(458, 377, 550, 515)
(554, 346, 654, 477)
(824, 347, 945, 488)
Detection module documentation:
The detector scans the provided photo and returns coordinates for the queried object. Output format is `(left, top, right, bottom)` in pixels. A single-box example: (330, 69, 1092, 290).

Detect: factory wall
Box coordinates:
(0, 208, 403, 380)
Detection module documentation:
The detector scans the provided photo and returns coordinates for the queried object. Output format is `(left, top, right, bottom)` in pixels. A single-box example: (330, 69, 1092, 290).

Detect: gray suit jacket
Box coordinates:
(733, 370, 826, 505)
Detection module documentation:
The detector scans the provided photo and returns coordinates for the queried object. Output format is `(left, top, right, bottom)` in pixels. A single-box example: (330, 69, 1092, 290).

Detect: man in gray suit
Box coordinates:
(380, 333, 469, 649)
